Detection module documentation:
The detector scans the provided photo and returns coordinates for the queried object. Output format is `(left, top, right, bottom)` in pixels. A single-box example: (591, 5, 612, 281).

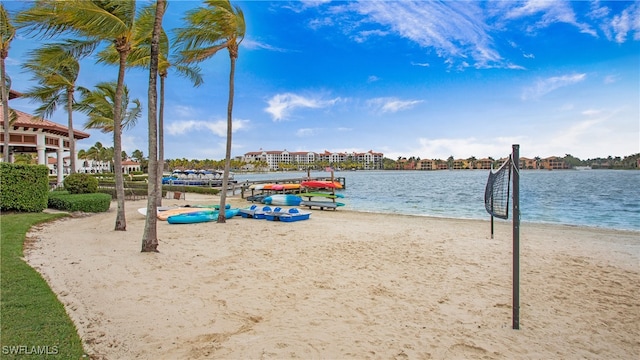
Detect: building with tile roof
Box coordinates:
(1, 89, 90, 184)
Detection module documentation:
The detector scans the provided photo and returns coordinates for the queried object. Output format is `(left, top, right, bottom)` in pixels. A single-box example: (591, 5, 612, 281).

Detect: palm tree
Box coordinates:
(141, 0, 166, 253)
(75, 81, 141, 134)
(1, 4, 15, 163)
(21, 40, 94, 174)
(18, 0, 140, 231)
(98, 3, 203, 208)
(175, 0, 245, 223)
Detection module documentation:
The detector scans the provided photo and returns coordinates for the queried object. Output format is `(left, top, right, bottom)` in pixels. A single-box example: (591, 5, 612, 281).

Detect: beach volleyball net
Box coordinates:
(484, 156, 512, 219)
(483, 145, 521, 330)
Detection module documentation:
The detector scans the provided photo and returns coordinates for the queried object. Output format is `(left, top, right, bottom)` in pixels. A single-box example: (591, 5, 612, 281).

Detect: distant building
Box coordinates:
(243, 149, 384, 170)
(539, 156, 569, 170)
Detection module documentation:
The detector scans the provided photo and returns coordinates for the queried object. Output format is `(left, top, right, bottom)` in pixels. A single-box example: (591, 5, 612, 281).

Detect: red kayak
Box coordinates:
(301, 180, 343, 189)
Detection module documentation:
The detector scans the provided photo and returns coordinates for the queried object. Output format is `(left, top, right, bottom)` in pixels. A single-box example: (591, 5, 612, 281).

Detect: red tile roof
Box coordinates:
(0, 108, 90, 139)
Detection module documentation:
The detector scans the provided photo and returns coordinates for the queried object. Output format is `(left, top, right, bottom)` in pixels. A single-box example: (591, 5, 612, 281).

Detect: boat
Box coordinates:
(264, 207, 311, 222)
(137, 206, 178, 216)
(166, 208, 239, 224)
(299, 191, 345, 199)
(300, 200, 344, 210)
(238, 205, 272, 219)
(262, 194, 303, 206)
(301, 180, 343, 189)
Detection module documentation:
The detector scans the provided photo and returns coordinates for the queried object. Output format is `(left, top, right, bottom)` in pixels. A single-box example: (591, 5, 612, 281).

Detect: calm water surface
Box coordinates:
(236, 170, 640, 231)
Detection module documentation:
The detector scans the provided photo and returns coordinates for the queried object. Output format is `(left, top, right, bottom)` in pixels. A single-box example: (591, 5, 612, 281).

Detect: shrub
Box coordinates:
(63, 173, 98, 194)
(0, 163, 49, 212)
(47, 192, 111, 213)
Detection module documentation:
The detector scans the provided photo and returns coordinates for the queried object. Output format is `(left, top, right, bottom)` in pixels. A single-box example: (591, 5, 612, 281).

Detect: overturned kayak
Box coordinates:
(167, 208, 239, 224)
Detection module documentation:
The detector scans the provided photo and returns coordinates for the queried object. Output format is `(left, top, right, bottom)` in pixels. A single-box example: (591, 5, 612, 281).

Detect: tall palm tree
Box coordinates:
(18, 0, 140, 231)
(99, 3, 203, 207)
(75, 81, 141, 133)
(21, 40, 94, 173)
(141, 0, 166, 253)
(175, 0, 245, 223)
(1, 4, 15, 163)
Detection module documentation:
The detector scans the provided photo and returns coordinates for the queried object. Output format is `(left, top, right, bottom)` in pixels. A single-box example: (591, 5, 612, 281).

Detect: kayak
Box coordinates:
(167, 208, 239, 224)
(301, 180, 343, 189)
(262, 194, 302, 206)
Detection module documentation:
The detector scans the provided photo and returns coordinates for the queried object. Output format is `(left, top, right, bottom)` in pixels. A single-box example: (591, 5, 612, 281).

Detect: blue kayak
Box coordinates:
(167, 208, 239, 224)
(262, 194, 302, 206)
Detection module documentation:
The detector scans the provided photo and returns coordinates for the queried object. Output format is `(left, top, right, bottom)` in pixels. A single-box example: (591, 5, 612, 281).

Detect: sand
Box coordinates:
(25, 194, 640, 359)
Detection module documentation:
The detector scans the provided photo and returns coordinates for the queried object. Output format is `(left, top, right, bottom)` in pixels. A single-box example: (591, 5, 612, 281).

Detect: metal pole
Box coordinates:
(512, 144, 520, 330)
(491, 215, 494, 239)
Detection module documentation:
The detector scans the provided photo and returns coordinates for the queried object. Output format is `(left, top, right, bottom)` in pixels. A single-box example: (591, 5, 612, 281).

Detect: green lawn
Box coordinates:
(1, 213, 86, 359)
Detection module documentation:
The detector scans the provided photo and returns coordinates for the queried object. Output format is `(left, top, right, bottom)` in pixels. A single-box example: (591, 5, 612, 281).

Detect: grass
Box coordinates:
(1, 213, 86, 359)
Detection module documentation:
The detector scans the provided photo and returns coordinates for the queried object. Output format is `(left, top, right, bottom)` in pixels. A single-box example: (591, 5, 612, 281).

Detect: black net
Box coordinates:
(484, 157, 512, 219)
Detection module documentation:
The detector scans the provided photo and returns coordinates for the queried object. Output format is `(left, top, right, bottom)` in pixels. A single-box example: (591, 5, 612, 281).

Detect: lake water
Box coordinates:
(236, 170, 640, 232)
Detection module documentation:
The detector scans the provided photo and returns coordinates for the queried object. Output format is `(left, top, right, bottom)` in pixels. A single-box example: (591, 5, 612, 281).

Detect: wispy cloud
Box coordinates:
(367, 75, 380, 83)
(350, 1, 503, 68)
(265, 93, 341, 121)
(607, 2, 640, 43)
(166, 119, 249, 137)
(367, 97, 423, 114)
(411, 61, 430, 67)
(242, 38, 289, 52)
(499, 1, 596, 36)
(296, 128, 321, 137)
(521, 73, 586, 100)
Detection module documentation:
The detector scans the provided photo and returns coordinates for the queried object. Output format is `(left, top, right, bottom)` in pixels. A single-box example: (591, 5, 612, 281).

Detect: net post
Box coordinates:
(512, 144, 520, 330)
(490, 215, 494, 239)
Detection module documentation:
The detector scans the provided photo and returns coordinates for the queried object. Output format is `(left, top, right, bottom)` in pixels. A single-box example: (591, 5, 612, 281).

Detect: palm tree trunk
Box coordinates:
(217, 46, 237, 224)
(156, 74, 166, 207)
(113, 51, 128, 231)
(141, 0, 165, 252)
(1, 56, 10, 163)
(67, 87, 76, 174)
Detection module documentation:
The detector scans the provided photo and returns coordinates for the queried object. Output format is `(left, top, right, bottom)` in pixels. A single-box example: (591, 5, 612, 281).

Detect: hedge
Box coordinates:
(47, 192, 112, 213)
(0, 163, 49, 212)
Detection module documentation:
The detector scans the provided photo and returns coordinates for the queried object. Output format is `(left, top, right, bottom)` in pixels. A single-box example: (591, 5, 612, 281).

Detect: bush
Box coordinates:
(47, 192, 111, 213)
(64, 173, 98, 194)
(0, 163, 49, 212)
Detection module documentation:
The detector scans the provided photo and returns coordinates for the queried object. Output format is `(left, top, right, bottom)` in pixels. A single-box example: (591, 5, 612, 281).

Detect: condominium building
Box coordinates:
(243, 149, 384, 170)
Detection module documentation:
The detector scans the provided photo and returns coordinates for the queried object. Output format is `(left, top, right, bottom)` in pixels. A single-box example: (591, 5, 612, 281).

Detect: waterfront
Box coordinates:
(237, 169, 640, 231)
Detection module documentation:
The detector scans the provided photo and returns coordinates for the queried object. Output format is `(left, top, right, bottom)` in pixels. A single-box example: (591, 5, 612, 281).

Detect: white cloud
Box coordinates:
(521, 73, 587, 100)
(367, 97, 423, 114)
(296, 128, 321, 137)
(241, 38, 288, 52)
(411, 61, 430, 67)
(166, 119, 249, 137)
(265, 93, 341, 121)
(608, 2, 640, 43)
(500, 1, 596, 36)
(367, 75, 380, 83)
(351, 1, 503, 68)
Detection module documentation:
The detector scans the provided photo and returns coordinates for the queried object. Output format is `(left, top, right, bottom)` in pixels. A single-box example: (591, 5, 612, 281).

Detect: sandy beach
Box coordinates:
(25, 194, 639, 359)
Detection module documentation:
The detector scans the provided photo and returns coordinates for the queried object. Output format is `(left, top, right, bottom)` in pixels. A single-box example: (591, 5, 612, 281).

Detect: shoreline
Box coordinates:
(26, 196, 640, 359)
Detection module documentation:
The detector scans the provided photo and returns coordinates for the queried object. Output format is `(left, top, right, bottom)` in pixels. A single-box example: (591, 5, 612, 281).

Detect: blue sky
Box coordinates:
(5, 0, 640, 161)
